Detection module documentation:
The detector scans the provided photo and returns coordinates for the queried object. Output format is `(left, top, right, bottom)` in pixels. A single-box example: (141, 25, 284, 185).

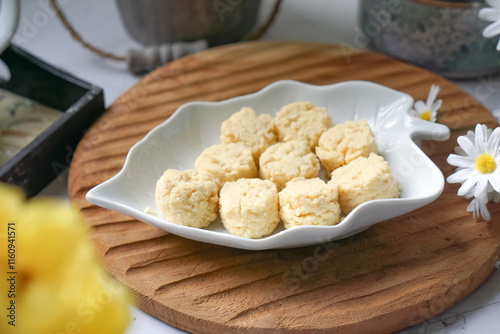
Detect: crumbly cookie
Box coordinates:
(220, 107, 278, 165)
(275, 101, 332, 150)
(155, 169, 219, 228)
(195, 143, 258, 188)
(259, 141, 320, 190)
(279, 177, 341, 229)
(316, 119, 378, 178)
(219, 178, 280, 239)
(330, 153, 399, 214)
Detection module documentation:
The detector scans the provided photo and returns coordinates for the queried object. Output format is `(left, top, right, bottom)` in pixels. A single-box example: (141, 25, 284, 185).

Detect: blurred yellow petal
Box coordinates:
(0, 183, 131, 334)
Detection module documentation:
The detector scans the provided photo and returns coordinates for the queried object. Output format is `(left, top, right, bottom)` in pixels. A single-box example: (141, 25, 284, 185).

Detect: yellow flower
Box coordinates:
(0, 183, 131, 334)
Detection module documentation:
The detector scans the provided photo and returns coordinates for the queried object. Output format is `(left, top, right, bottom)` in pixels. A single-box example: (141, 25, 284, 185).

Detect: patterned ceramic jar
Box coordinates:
(359, 0, 500, 78)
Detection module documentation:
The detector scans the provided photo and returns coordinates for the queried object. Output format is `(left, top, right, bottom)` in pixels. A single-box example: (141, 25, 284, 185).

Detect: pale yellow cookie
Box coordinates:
(259, 141, 320, 190)
(195, 143, 258, 188)
(316, 119, 378, 178)
(275, 101, 332, 150)
(220, 107, 278, 165)
(330, 153, 399, 214)
(219, 178, 280, 239)
(279, 177, 341, 229)
(155, 169, 219, 228)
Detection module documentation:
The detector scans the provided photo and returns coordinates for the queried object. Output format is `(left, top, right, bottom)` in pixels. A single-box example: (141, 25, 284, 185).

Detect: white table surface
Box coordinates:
(13, 0, 500, 333)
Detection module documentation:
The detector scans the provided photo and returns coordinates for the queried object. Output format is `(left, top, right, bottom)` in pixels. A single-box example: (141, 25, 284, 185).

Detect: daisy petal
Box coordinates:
(457, 136, 479, 157)
(480, 203, 491, 221)
(487, 127, 500, 153)
(466, 199, 478, 219)
(463, 187, 475, 199)
(474, 177, 489, 203)
(457, 174, 480, 196)
(468, 198, 491, 221)
(432, 99, 442, 113)
(427, 85, 440, 107)
(465, 130, 475, 142)
(490, 190, 500, 203)
(482, 20, 500, 38)
(447, 154, 475, 168)
(447, 168, 474, 184)
(496, 38, 500, 51)
(475, 124, 487, 153)
(488, 173, 500, 192)
(414, 100, 427, 113)
(479, 8, 500, 21)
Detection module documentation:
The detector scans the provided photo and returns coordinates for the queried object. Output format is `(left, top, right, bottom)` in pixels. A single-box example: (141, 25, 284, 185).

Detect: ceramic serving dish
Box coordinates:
(86, 80, 450, 250)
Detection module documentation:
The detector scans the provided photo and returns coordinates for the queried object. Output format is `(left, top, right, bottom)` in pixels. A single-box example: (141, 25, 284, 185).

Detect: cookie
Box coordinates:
(259, 141, 320, 190)
(330, 153, 399, 214)
(155, 169, 219, 228)
(279, 177, 341, 228)
(275, 101, 332, 150)
(219, 178, 280, 238)
(316, 119, 378, 177)
(220, 107, 278, 165)
(195, 143, 258, 188)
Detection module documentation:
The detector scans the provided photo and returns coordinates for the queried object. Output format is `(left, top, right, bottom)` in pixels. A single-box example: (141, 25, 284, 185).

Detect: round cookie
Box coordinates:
(220, 107, 278, 165)
(219, 178, 280, 239)
(195, 143, 258, 188)
(259, 141, 320, 190)
(330, 153, 400, 214)
(279, 177, 341, 229)
(316, 119, 378, 178)
(275, 101, 332, 150)
(155, 169, 219, 228)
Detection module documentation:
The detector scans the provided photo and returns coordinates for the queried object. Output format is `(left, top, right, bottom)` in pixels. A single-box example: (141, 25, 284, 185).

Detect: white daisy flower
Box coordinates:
(479, 0, 500, 50)
(410, 84, 442, 122)
(447, 124, 500, 204)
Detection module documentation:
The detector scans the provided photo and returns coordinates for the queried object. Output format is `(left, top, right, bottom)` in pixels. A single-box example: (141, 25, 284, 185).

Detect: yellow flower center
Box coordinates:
(420, 110, 431, 121)
(475, 153, 496, 174)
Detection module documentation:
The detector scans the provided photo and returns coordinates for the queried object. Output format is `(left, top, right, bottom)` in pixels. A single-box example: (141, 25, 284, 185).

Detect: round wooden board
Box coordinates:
(68, 41, 500, 334)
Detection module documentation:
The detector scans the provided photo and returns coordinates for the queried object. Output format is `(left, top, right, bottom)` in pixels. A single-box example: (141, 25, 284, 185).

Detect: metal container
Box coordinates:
(116, 0, 262, 46)
(359, 0, 500, 78)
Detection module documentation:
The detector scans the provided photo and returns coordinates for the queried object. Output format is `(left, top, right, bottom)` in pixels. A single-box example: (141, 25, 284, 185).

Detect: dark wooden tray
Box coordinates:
(0, 44, 104, 197)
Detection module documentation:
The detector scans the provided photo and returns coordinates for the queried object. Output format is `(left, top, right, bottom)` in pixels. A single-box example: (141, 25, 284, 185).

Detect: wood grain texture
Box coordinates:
(68, 41, 500, 334)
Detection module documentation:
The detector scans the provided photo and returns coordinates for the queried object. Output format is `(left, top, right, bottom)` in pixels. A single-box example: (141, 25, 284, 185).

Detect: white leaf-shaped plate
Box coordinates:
(86, 80, 450, 250)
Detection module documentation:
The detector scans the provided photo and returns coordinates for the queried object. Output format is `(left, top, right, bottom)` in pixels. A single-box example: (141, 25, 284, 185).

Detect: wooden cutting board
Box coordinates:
(68, 41, 500, 334)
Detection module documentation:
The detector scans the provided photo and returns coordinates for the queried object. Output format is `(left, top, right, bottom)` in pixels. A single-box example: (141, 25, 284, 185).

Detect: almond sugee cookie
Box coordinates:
(279, 177, 341, 229)
(330, 153, 400, 214)
(275, 101, 332, 150)
(219, 178, 280, 239)
(155, 169, 219, 228)
(220, 107, 278, 165)
(195, 143, 258, 188)
(259, 141, 320, 190)
(316, 119, 378, 178)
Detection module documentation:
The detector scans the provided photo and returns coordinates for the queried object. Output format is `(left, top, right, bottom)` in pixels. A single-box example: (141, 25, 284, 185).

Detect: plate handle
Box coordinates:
(407, 116, 450, 142)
